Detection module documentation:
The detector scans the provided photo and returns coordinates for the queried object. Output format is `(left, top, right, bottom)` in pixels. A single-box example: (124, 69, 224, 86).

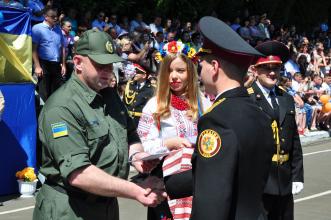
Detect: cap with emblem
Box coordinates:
(75, 29, 124, 64)
(197, 16, 264, 70)
(254, 41, 289, 66)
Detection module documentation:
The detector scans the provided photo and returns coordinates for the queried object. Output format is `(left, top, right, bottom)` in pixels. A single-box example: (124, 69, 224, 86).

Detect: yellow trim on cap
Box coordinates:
(198, 48, 212, 54)
(255, 60, 282, 66)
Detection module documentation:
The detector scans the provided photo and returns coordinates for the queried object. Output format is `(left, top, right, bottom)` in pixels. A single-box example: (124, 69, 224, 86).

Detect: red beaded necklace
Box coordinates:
(170, 94, 189, 111)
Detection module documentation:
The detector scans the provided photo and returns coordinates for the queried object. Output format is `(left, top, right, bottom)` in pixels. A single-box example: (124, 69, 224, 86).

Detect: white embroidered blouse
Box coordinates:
(137, 95, 211, 155)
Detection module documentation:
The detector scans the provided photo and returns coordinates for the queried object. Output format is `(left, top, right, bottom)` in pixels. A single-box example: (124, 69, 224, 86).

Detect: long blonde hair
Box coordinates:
(154, 53, 200, 121)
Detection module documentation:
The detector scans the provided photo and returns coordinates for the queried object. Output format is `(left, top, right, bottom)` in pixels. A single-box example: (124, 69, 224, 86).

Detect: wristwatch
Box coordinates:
(128, 151, 140, 166)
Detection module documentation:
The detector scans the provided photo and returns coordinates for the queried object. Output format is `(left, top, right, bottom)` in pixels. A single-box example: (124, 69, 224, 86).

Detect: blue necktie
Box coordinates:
(270, 90, 279, 121)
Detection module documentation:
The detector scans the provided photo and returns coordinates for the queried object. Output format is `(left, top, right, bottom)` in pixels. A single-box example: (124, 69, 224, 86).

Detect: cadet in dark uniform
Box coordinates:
(249, 41, 304, 220)
(33, 30, 166, 220)
(164, 17, 274, 220)
(189, 16, 276, 220)
(124, 63, 155, 126)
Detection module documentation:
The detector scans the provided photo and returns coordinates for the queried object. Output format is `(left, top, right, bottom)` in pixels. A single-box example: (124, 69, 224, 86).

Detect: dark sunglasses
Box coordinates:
(257, 65, 281, 72)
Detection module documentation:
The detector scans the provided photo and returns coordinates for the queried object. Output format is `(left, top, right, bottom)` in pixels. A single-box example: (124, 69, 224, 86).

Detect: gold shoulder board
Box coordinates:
(247, 87, 254, 95)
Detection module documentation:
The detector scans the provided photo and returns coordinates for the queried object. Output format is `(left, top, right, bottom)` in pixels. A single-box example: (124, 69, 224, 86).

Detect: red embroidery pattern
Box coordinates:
(171, 94, 189, 111)
(173, 110, 186, 138)
(137, 113, 154, 138)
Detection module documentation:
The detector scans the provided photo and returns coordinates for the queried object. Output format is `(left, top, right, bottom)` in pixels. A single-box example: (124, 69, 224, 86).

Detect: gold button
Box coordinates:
(281, 138, 285, 142)
(280, 127, 283, 130)
(281, 150, 284, 154)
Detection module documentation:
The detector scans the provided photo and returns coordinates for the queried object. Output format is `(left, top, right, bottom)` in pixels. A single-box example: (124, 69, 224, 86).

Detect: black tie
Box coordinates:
(270, 90, 279, 121)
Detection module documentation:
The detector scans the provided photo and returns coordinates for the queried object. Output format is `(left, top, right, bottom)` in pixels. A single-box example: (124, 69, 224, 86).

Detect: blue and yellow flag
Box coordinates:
(51, 122, 68, 138)
(0, 5, 35, 83)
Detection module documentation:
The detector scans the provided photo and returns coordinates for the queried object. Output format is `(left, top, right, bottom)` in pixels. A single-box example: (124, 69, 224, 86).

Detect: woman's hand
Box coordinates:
(164, 137, 192, 151)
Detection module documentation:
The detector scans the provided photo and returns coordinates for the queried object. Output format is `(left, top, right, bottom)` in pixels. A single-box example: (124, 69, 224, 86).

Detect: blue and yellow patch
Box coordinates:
(51, 122, 68, 138)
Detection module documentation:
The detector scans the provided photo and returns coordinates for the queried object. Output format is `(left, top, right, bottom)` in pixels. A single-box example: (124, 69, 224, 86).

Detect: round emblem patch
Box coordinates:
(105, 41, 113, 53)
(198, 129, 221, 158)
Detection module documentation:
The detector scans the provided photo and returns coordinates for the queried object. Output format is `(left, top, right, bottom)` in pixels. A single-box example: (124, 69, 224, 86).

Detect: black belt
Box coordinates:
(39, 59, 61, 64)
(45, 180, 113, 203)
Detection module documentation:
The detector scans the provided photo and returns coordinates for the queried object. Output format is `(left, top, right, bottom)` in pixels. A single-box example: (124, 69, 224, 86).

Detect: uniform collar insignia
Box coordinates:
(256, 94, 262, 99)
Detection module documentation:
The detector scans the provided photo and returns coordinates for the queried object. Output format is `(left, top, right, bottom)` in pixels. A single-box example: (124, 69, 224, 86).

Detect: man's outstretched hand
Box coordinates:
(131, 152, 160, 173)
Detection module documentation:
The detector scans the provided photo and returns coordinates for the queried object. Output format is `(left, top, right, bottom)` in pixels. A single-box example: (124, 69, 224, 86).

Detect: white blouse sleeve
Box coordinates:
(137, 97, 169, 154)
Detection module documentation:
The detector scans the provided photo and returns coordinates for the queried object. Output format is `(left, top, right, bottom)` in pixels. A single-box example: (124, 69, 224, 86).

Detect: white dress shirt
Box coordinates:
(256, 80, 278, 108)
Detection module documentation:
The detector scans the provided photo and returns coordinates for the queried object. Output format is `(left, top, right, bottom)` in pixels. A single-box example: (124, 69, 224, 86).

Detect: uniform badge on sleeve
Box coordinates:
(198, 129, 221, 158)
(51, 122, 68, 138)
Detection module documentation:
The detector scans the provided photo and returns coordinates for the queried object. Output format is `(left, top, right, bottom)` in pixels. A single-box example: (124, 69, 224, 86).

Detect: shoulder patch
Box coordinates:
(198, 129, 222, 158)
(51, 122, 68, 138)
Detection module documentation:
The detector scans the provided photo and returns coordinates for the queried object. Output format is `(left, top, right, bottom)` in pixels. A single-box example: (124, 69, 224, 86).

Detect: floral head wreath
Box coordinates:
(155, 41, 198, 63)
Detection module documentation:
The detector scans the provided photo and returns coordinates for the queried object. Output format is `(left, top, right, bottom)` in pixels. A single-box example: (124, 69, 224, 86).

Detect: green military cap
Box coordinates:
(76, 29, 124, 64)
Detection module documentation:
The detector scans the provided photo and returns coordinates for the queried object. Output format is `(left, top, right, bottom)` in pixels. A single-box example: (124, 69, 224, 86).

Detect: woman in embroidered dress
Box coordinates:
(137, 41, 211, 220)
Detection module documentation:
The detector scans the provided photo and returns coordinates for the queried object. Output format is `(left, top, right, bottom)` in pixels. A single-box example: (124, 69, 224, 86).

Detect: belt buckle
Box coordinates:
(279, 155, 285, 164)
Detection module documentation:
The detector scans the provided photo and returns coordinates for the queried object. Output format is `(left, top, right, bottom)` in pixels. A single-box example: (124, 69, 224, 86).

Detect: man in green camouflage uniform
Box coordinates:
(33, 30, 165, 220)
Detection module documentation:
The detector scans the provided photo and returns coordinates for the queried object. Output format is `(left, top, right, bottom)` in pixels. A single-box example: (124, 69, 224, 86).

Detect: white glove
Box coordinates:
(292, 182, 304, 195)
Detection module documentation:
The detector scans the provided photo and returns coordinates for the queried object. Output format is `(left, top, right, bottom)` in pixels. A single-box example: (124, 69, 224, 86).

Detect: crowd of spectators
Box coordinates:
(1, 0, 331, 134)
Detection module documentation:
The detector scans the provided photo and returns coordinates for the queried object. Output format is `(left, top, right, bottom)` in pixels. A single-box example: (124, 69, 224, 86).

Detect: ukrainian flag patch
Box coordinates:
(51, 122, 68, 138)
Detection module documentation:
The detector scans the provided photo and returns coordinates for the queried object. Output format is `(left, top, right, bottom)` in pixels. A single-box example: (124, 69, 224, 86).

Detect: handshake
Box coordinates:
(135, 176, 168, 207)
(129, 152, 168, 207)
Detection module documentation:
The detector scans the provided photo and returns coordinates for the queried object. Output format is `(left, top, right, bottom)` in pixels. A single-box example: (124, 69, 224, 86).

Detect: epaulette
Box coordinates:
(203, 98, 226, 116)
(278, 85, 286, 92)
(247, 87, 254, 95)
